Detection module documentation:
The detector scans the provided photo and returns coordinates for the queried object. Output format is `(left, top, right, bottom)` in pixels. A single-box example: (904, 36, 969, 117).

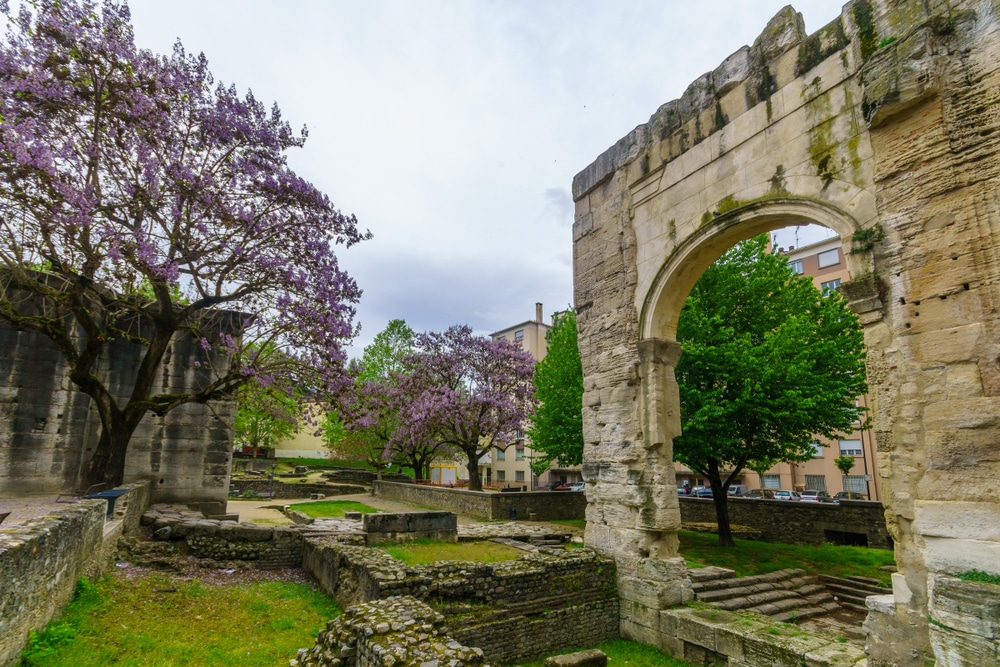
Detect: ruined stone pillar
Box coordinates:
(635, 338, 683, 555)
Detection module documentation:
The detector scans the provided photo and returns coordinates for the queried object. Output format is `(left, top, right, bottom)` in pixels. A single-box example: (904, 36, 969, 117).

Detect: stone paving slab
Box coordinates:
(0, 496, 68, 527)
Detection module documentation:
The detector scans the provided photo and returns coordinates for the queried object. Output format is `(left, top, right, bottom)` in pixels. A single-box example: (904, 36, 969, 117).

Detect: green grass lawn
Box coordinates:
(21, 572, 339, 667)
(378, 539, 524, 565)
(514, 639, 690, 666)
(287, 500, 380, 517)
(679, 530, 896, 583)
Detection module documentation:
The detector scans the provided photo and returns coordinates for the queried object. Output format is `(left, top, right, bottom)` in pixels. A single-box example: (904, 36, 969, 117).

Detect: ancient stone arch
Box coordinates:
(572, 1, 1000, 664)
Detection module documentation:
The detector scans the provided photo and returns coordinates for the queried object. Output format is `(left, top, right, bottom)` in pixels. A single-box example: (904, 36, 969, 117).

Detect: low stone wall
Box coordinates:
(301, 540, 619, 665)
(322, 468, 413, 486)
(0, 482, 150, 667)
(374, 481, 587, 521)
(145, 506, 313, 568)
(230, 479, 365, 499)
(659, 607, 866, 666)
(292, 597, 489, 667)
(678, 497, 892, 548)
(363, 511, 457, 544)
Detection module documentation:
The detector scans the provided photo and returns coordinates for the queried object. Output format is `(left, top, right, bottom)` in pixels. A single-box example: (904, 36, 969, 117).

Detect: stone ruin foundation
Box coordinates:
(572, 0, 1000, 665)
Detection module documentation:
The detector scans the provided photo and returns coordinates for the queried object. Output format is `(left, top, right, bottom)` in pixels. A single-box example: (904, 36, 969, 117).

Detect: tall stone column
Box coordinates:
(615, 338, 691, 648)
(635, 337, 683, 556)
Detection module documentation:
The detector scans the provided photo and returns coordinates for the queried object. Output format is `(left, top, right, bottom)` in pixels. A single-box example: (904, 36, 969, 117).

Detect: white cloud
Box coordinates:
(127, 0, 848, 355)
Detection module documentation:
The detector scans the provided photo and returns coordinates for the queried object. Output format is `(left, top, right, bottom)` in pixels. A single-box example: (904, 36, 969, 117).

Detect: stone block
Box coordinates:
(618, 576, 680, 609)
(929, 623, 999, 665)
(543, 648, 607, 667)
(909, 324, 984, 364)
(929, 575, 1000, 638)
(675, 612, 715, 651)
(923, 397, 1000, 431)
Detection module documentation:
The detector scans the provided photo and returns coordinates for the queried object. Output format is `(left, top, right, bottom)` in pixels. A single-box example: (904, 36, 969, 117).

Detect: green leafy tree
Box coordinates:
(527, 309, 584, 472)
(674, 234, 868, 547)
(336, 320, 425, 479)
(834, 454, 857, 497)
(233, 383, 300, 457)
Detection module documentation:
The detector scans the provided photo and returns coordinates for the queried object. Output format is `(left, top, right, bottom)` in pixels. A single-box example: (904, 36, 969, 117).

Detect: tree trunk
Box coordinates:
(83, 419, 139, 488)
(466, 455, 481, 491)
(710, 482, 735, 547)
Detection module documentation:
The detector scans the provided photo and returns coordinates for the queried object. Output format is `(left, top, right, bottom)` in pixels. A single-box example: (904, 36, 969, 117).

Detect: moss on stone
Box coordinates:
(851, 0, 879, 61)
(796, 17, 849, 77)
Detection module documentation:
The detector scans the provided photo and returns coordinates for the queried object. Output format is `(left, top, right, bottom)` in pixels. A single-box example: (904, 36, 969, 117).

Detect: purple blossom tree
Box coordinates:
(392, 325, 536, 491)
(0, 0, 369, 487)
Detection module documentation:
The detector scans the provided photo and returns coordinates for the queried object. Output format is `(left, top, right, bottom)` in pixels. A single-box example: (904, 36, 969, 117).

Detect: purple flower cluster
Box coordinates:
(339, 325, 536, 490)
(0, 0, 368, 482)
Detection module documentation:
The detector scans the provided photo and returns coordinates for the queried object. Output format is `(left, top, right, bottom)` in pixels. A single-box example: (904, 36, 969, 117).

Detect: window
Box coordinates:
(515, 447, 525, 460)
(817, 248, 840, 268)
(808, 441, 824, 458)
(805, 475, 827, 491)
(839, 439, 862, 456)
(762, 474, 781, 489)
(497, 470, 506, 482)
(496, 448, 505, 461)
(515, 470, 525, 482)
(788, 260, 803, 274)
(514, 329, 524, 341)
(846, 475, 867, 494)
(821, 278, 842, 295)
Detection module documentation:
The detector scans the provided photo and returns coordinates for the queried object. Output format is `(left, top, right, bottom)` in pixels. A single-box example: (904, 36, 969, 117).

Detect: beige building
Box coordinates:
(674, 237, 880, 500)
(273, 402, 331, 460)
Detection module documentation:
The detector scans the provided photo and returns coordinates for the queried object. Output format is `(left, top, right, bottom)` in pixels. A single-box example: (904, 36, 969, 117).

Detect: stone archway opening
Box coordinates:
(572, 2, 1000, 663)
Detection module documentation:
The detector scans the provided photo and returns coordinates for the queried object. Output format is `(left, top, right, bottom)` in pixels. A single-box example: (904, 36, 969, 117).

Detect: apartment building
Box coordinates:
(674, 238, 881, 500)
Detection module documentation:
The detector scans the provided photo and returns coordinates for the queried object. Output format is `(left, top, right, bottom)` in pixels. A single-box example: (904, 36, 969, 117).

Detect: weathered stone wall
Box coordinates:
(660, 606, 866, 666)
(362, 511, 457, 544)
(143, 505, 335, 568)
(0, 312, 236, 516)
(0, 482, 150, 667)
(230, 478, 365, 499)
(300, 540, 619, 666)
(292, 597, 490, 667)
(373, 480, 587, 521)
(572, 1, 1000, 664)
(678, 497, 891, 548)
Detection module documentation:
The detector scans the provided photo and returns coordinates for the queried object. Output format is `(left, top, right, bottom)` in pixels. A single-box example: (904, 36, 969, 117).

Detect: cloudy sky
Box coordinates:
(127, 0, 846, 355)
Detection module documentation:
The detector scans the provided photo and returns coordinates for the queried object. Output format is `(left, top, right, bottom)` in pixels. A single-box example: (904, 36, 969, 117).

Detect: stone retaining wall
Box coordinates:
(0, 482, 150, 667)
(145, 506, 313, 568)
(660, 607, 866, 666)
(230, 479, 365, 499)
(292, 596, 489, 667)
(363, 511, 457, 544)
(374, 481, 587, 521)
(300, 540, 619, 665)
(679, 497, 892, 548)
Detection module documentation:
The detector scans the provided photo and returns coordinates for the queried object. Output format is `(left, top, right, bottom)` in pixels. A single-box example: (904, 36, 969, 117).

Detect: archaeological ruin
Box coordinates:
(572, 0, 1000, 665)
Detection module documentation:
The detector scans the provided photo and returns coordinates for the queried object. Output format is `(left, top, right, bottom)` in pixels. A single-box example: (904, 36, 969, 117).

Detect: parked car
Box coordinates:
(568, 482, 585, 492)
(677, 486, 690, 495)
(773, 490, 801, 501)
(727, 484, 749, 496)
(744, 489, 776, 500)
(800, 490, 834, 503)
(691, 486, 713, 498)
(833, 491, 867, 502)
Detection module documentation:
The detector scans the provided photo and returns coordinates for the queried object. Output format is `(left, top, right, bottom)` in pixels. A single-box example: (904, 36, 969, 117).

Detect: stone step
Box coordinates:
(820, 574, 887, 595)
(713, 588, 794, 611)
(688, 566, 737, 584)
(770, 604, 831, 623)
